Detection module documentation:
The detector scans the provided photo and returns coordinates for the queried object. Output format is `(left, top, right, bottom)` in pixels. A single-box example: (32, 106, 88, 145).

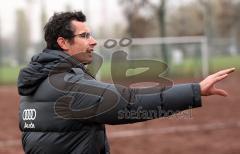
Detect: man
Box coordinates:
(18, 11, 234, 154)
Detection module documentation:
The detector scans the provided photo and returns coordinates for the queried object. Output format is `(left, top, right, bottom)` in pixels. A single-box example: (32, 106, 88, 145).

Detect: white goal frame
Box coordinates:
(98, 36, 209, 78)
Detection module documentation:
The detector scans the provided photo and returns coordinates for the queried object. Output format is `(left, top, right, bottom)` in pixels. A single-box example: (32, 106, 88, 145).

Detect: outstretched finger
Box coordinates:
(215, 74, 228, 82)
(214, 68, 235, 77)
(210, 74, 228, 85)
(213, 88, 228, 96)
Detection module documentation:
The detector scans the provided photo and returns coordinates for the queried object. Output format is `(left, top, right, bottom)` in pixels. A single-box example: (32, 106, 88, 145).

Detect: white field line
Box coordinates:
(1, 121, 240, 147)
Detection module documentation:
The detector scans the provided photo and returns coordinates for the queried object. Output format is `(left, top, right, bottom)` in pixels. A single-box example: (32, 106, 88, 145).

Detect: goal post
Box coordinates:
(96, 36, 209, 80)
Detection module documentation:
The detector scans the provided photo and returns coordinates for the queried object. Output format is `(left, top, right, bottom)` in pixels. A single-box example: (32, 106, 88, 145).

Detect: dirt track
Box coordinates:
(0, 72, 239, 154)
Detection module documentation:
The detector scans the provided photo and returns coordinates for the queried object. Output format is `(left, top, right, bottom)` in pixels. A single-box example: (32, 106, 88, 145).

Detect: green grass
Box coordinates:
(0, 66, 21, 85)
(165, 55, 239, 78)
(0, 55, 239, 84)
(169, 58, 202, 78)
(98, 56, 240, 80)
(99, 61, 111, 80)
(210, 56, 240, 72)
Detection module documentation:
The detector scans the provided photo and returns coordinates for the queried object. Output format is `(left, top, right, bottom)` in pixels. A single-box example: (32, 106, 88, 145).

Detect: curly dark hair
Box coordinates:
(44, 11, 86, 51)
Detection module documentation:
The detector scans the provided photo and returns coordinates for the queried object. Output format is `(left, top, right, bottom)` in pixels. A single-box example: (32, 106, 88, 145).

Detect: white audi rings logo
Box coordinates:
(22, 109, 36, 121)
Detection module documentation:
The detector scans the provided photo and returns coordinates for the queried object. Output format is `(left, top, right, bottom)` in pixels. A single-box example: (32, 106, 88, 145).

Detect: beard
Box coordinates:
(72, 52, 93, 64)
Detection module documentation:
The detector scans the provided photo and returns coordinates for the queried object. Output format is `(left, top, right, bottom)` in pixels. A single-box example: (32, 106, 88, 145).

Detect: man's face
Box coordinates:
(64, 20, 97, 64)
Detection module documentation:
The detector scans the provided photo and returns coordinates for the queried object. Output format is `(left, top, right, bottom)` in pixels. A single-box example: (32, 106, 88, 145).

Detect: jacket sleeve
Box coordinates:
(58, 71, 202, 125)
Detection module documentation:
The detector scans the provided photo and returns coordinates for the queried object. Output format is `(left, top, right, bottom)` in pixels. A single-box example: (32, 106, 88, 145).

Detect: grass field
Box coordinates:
(0, 56, 239, 84)
(0, 66, 21, 85)
(99, 55, 240, 80)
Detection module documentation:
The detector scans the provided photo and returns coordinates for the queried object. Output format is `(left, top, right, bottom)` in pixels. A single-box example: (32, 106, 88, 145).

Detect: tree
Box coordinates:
(119, 0, 169, 62)
(233, 1, 240, 53)
(39, 1, 48, 49)
(15, 9, 30, 65)
(167, 2, 204, 36)
(119, 0, 159, 37)
(0, 18, 2, 66)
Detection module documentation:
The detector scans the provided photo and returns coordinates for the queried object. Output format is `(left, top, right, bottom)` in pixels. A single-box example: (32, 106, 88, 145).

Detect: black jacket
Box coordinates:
(18, 49, 202, 154)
